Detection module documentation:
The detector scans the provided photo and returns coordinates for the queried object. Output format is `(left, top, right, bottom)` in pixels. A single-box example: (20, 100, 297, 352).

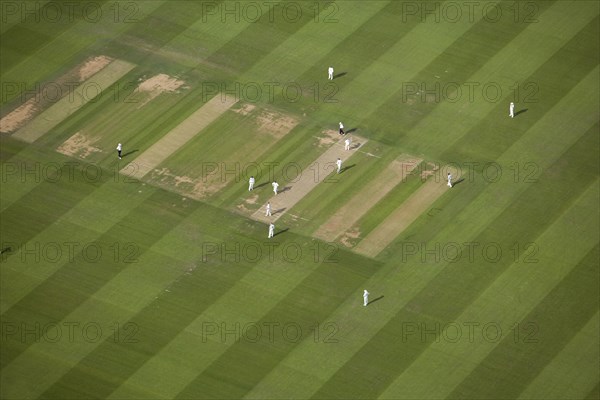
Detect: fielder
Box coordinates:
(272, 181, 279, 195)
(363, 290, 370, 306)
(248, 176, 255, 191)
(336, 158, 342, 174)
(447, 173, 453, 187)
(509, 102, 515, 118)
(344, 137, 351, 151)
(339, 121, 345, 135)
(116, 143, 122, 159)
(265, 202, 272, 216)
(328, 66, 334, 80)
(268, 223, 275, 239)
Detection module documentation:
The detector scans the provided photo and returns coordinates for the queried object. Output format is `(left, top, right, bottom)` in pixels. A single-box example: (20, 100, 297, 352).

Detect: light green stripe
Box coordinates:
(402, 1, 600, 156)
(378, 179, 599, 399)
(244, 64, 600, 400)
(518, 311, 600, 399)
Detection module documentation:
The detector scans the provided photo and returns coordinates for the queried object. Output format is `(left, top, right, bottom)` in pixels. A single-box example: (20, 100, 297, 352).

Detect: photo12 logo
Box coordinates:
(400, 2, 539, 24)
(1, 321, 140, 343)
(401, 321, 539, 344)
(0, 1, 140, 24)
(202, 81, 339, 104)
(200, 241, 339, 264)
(201, 321, 339, 343)
(0, 241, 140, 264)
(200, 1, 339, 23)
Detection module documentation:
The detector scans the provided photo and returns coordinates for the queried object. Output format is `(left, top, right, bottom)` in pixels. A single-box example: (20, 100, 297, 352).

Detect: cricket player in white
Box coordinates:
(272, 181, 279, 195)
(363, 290, 370, 306)
(336, 158, 342, 174)
(509, 102, 515, 118)
(447, 173, 453, 187)
(265, 202, 272, 216)
(268, 223, 275, 239)
(328, 66, 334, 80)
(248, 176, 255, 191)
(116, 143, 122, 159)
(344, 137, 351, 151)
(339, 121, 345, 135)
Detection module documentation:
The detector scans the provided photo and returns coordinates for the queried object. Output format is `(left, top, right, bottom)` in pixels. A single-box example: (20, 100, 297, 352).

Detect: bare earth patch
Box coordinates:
(338, 227, 362, 248)
(316, 129, 340, 147)
(14, 59, 136, 143)
(314, 155, 423, 242)
(233, 103, 256, 116)
(136, 74, 186, 107)
(256, 111, 299, 139)
(0, 100, 37, 133)
(149, 168, 229, 200)
(1, 55, 114, 134)
(78, 55, 113, 81)
(57, 132, 102, 159)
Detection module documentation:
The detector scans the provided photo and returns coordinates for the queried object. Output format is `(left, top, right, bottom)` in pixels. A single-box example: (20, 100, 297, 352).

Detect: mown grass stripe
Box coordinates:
(312, 106, 599, 399)
(245, 64, 599, 400)
(449, 244, 600, 399)
(174, 250, 381, 399)
(378, 178, 599, 399)
(0, 190, 200, 370)
(398, 1, 599, 159)
(518, 311, 599, 399)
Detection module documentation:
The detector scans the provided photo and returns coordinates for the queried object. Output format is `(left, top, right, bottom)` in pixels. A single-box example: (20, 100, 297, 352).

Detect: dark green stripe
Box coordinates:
(312, 122, 599, 399)
(0, 189, 199, 370)
(450, 244, 600, 399)
(363, 0, 557, 147)
(174, 249, 382, 399)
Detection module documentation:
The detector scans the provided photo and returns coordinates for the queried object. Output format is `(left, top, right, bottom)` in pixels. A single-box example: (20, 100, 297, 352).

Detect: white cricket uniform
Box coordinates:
(363, 290, 370, 306)
(248, 177, 255, 191)
(509, 102, 515, 118)
(265, 203, 272, 216)
(272, 182, 279, 195)
(345, 138, 351, 150)
(328, 67, 334, 80)
(268, 223, 275, 239)
(336, 159, 342, 174)
(447, 174, 453, 187)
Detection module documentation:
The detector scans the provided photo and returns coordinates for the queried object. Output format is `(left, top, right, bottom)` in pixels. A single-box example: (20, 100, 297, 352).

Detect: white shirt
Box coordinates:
(272, 182, 279, 189)
(328, 67, 334, 74)
(339, 122, 344, 129)
(336, 159, 342, 167)
(249, 177, 255, 183)
(116, 144, 122, 151)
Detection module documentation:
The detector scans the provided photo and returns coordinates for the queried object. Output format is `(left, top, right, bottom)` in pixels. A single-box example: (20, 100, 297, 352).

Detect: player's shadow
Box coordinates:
(515, 109, 528, 117)
(254, 182, 270, 190)
(279, 186, 291, 194)
(274, 228, 289, 237)
(121, 150, 139, 158)
(452, 178, 465, 186)
(333, 72, 347, 79)
(351, 143, 362, 150)
(340, 164, 356, 174)
(368, 295, 384, 305)
(346, 128, 358, 134)
(274, 207, 286, 215)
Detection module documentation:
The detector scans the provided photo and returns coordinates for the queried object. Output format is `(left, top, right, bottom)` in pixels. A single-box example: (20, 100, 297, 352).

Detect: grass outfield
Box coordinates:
(1, 1, 599, 399)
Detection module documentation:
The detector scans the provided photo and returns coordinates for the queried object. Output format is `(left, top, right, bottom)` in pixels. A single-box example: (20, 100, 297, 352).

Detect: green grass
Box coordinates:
(1, 1, 598, 399)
